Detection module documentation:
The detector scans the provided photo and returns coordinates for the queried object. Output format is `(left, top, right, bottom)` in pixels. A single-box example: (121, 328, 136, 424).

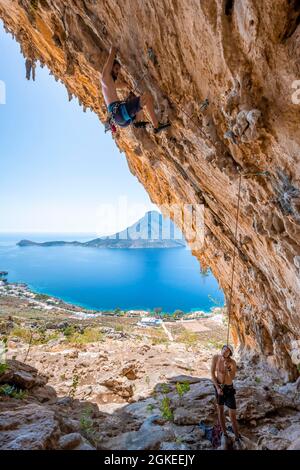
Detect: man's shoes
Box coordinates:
(133, 121, 149, 129)
(220, 432, 230, 450)
(154, 122, 171, 134)
(234, 435, 244, 450)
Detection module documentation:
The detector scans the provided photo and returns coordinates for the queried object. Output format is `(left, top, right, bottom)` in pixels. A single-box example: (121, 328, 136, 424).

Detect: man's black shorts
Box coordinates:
(214, 384, 236, 409)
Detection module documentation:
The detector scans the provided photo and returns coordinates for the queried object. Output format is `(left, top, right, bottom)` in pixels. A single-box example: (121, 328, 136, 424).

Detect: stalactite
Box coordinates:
(25, 58, 32, 81)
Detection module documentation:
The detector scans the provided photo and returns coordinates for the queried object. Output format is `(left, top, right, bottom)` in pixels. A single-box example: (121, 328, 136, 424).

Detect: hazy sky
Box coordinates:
(0, 22, 157, 234)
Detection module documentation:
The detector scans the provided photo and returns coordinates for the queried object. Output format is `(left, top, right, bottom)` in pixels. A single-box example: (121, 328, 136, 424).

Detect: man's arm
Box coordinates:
(211, 355, 223, 394)
(101, 46, 117, 85)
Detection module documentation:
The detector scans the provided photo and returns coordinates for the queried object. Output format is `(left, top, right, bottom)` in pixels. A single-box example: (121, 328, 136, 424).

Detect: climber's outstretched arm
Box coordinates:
(101, 46, 117, 85)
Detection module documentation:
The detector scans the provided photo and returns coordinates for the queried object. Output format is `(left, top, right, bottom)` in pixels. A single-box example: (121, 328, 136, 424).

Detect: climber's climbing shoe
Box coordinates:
(224, 130, 238, 145)
(154, 122, 171, 134)
(133, 121, 149, 129)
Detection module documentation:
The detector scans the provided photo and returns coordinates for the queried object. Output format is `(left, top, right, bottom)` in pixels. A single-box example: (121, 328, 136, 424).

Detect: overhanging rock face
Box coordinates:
(1, 0, 299, 379)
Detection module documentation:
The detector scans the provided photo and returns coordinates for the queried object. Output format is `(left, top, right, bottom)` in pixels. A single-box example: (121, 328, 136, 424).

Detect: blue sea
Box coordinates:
(0, 233, 224, 313)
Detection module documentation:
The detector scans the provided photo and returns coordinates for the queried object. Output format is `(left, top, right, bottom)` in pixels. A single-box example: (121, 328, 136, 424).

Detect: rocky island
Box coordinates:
(17, 211, 186, 249)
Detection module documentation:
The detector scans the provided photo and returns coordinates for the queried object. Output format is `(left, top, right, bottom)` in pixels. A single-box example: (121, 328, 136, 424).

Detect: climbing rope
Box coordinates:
(170, 98, 208, 140)
(226, 172, 242, 345)
(225, 170, 269, 344)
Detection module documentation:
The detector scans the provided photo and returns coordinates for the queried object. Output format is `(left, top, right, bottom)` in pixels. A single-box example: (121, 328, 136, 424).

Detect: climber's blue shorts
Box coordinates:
(108, 97, 142, 127)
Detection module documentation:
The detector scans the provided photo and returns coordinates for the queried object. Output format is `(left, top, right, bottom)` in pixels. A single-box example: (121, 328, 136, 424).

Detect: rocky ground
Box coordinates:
(1, 0, 300, 378)
(0, 295, 300, 451)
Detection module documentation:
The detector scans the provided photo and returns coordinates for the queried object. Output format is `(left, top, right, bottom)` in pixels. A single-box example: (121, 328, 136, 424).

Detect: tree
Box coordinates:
(154, 307, 163, 315)
(173, 309, 184, 319)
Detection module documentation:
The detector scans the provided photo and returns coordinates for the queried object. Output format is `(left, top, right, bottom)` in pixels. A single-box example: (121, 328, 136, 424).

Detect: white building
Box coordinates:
(137, 317, 163, 327)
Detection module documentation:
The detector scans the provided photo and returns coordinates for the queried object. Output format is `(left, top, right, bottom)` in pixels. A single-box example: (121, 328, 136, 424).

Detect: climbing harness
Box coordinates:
(105, 100, 135, 133)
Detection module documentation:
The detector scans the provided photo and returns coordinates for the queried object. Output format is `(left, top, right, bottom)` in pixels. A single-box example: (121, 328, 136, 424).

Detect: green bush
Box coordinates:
(65, 328, 103, 344)
(114, 324, 124, 332)
(146, 403, 155, 413)
(11, 327, 32, 343)
(0, 363, 8, 375)
(69, 371, 79, 399)
(151, 336, 168, 346)
(0, 384, 27, 399)
(176, 381, 190, 398)
(34, 293, 50, 301)
(206, 339, 224, 349)
(160, 383, 170, 394)
(80, 407, 98, 446)
(63, 325, 75, 337)
(160, 397, 173, 421)
(178, 330, 198, 348)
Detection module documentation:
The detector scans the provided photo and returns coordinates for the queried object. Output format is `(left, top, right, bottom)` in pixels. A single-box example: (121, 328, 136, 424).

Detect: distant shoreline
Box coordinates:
(0, 280, 225, 321)
(16, 238, 186, 249)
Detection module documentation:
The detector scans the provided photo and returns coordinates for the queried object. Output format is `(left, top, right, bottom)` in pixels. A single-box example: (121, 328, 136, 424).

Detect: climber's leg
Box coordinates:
(229, 408, 239, 438)
(135, 109, 144, 121)
(140, 92, 171, 133)
(133, 109, 150, 129)
(217, 405, 227, 436)
(140, 92, 159, 128)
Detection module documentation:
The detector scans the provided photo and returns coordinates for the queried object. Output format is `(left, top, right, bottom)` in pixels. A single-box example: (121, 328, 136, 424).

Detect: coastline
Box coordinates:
(0, 280, 226, 322)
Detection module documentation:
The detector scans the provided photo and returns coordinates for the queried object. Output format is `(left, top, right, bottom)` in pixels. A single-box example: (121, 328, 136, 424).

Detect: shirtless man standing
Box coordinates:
(101, 45, 170, 133)
(211, 344, 242, 447)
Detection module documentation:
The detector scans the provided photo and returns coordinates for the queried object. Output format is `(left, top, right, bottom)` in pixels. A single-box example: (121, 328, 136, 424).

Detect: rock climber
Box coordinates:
(101, 45, 170, 133)
(211, 344, 243, 448)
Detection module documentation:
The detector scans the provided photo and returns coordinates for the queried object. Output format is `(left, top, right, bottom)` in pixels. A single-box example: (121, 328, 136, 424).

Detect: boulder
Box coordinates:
(173, 408, 201, 426)
(121, 362, 139, 380)
(56, 397, 73, 407)
(0, 404, 60, 449)
(59, 432, 82, 450)
(167, 375, 201, 384)
(100, 377, 134, 399)
(235, 384, 294, 421)
(59, 417, 81, 434)
(171, 380, 216, 424)
(102, 422, 173, 451)
(32, 385, 57, 403)
(279, 423, 300, 442)
(288, 438, 300, 450)
(160, 441, 189, 450)
(57, 322, 69, 330)
(258, 435, 291, 450)
(0, 359, 47, 389)
(73, 437, 95, 450)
